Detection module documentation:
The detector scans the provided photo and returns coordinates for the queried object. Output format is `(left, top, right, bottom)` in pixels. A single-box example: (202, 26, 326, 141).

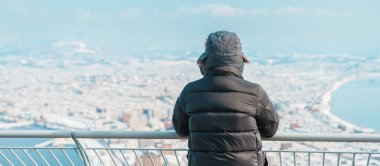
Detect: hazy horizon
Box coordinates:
(1, 0, 380, 57)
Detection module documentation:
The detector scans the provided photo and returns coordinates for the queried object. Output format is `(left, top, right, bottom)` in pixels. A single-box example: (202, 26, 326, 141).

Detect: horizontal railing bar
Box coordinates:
(266, 132, 380, 142)
(85, 148, 380, 154)
(264, 150, 380, 154)
(74, 130, 181, 139)
(2, 146, 375, 155)
(0, 130, 71, 138)
(86, 148, 189, 151)
(0, 130, 380, 142)
(0, 147, 78, 149)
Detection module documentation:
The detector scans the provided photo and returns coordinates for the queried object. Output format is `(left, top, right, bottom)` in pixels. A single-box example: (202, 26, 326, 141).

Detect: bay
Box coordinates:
(332, 77, 380, 132)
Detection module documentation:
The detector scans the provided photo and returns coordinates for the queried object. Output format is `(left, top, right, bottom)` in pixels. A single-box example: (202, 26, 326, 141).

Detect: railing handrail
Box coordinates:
(0, 130, 379, 142)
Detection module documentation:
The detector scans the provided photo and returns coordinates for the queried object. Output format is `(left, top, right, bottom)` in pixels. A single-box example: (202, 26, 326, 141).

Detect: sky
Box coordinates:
(0, 0, 380, 57)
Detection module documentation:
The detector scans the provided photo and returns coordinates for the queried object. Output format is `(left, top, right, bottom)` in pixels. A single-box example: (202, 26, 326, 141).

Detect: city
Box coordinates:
(1, 44, 379, 165)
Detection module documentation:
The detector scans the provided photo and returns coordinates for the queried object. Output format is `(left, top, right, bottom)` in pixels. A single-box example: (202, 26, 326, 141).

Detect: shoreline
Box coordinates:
(319, 76, 377, 133)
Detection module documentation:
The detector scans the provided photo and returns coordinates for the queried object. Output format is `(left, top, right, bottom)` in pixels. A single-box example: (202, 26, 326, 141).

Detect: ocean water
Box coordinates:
(0, 123, 83, 165)
(332, 77, 380, 132)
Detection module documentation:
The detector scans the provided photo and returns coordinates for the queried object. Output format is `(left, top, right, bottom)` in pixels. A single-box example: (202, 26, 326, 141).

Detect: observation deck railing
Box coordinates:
(0, 130, 379, 166)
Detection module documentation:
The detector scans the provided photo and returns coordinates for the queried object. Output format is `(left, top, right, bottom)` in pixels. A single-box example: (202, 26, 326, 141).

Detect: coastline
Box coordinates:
(319, 76, 376, 133)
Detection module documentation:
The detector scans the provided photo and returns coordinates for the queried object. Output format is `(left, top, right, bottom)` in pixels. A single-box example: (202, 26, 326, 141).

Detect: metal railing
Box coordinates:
(0, 130, 379, 166)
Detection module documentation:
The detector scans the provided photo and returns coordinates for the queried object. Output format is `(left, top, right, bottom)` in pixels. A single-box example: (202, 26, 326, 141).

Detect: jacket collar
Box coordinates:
(206, 66, 244, 79)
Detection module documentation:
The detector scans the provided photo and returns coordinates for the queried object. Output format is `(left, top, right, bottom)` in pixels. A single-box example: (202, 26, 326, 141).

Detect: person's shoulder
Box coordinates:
(250, 82, 270, 98)
(237, 79, 269, 96)
(184, 77, 205, 90)
(182, 76, 221, 95)
(180, 77, 204, 93)
(230, 77, 260, 89)
(215, 76, 263, 94)
(240, 78, 260, 87)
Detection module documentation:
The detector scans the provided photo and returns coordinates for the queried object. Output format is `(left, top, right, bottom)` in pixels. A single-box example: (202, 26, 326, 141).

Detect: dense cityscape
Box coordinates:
(1, 42, 380, 165)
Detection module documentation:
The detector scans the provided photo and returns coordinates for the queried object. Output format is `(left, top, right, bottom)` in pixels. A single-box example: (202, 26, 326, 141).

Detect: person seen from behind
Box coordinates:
(172, 31, 279, 166)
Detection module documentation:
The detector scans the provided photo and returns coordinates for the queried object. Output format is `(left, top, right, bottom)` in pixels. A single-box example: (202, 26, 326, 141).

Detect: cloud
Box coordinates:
(119, 8, 142, 18)
(251, 9, 270, 16)
(54, 41, 98, 55)
(76, 10, 92, 21)
(1, 1, 30, 17)
(314, 9, 354, 16)
(178, 4, 246, 17)
(314, 9, 339, 16)
(178, 5, 353, 18)
(250, 7, 352, 17)
(276, 7, 306, 15)
(251, 7, 306, 16)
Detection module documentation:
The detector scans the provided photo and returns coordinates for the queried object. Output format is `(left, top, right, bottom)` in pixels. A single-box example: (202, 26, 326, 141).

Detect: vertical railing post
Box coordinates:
(71, 131, 91, 166)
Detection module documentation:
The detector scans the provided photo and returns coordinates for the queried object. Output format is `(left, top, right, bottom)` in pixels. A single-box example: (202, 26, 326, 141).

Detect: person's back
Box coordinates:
(172, 31, 279, 166)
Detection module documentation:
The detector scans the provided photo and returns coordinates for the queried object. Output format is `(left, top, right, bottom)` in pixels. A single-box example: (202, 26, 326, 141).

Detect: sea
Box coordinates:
(331, 77, 380, 132)
(0, 121, 83, 165)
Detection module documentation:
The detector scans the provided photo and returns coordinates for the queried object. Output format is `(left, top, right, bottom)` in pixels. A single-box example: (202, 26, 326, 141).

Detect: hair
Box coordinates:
(242, 54, 250, 63)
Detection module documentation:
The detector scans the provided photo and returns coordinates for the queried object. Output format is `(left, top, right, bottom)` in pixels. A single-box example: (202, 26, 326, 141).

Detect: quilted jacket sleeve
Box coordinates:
(256, 85, 279, 138)
(172, 86, 190, 137)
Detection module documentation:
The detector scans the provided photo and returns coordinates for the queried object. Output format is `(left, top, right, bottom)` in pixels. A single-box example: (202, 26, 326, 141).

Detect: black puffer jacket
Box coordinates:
(172, 31, 279, 166)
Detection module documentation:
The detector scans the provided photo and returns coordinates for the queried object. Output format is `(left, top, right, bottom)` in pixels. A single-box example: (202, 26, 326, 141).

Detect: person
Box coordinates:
(172, 31, 279, 166)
